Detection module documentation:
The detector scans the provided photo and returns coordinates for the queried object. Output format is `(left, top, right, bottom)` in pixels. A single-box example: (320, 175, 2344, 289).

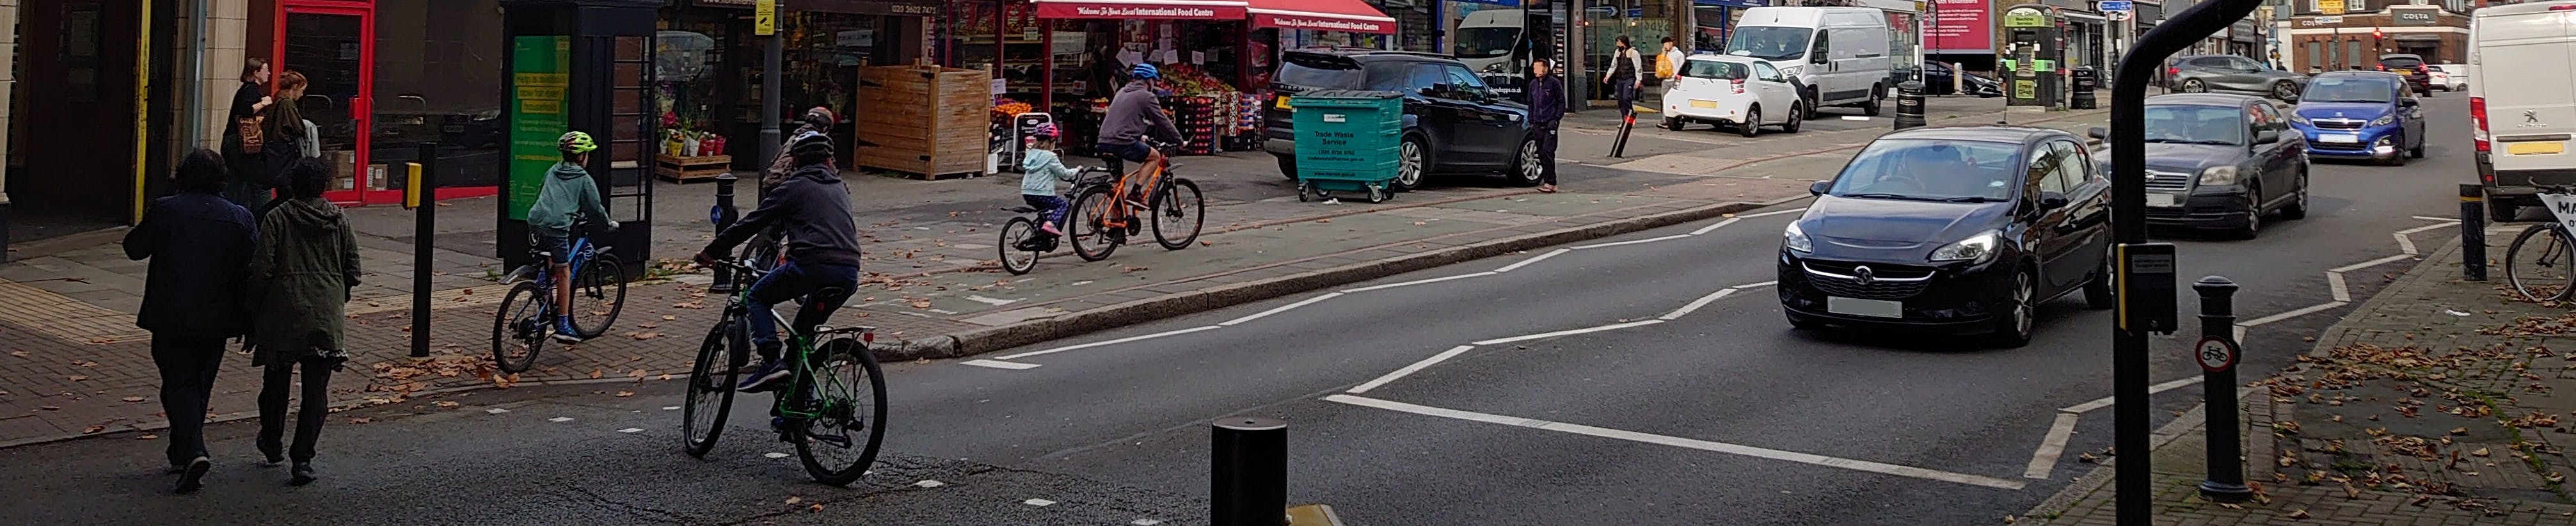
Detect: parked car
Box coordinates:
(1727, 6, 1891, 118)
(2435, 63, 2471, 91)
(1266, 48, 1543, 190)
(2167, 54, 2308, 101)
(1915, 61, 2002, 97)
(2291, 72, 2425, 166)
(1777, 125, 2114, 347)
(1660, 54, 1806, 137)
(2469, 3, 2576, 223)
(2088, 93, 2311, 239)
(2376, 54, 2435, 95)
(2425, 65, 2456, 92)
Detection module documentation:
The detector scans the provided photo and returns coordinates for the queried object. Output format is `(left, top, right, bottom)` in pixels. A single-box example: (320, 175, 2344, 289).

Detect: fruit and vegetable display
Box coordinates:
(992, 101, 1034, 121)
(1157, 63, 1236, 96)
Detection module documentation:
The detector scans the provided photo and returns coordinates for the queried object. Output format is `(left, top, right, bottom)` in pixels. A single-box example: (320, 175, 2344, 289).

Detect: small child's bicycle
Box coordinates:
(490, 218, 627, 373)
(997, 166, 1115, 275)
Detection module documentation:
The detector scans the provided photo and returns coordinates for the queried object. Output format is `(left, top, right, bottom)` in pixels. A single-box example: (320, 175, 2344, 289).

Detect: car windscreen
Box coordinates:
(2378, 56, 2424, 68)
(1453, 26, 1519, 60)
(1277, 55, 1367, 90)
(2142, 105, 2246, 145)
(1681, 60, 1749, 80)
(1827, 139, 2023, 202)
(1726, 27, 1813, 61)
(2302, 78, 2396, 103)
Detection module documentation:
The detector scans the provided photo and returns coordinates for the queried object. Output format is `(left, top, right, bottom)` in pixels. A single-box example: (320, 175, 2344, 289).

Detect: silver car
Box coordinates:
(2167, 54, 2308, 101)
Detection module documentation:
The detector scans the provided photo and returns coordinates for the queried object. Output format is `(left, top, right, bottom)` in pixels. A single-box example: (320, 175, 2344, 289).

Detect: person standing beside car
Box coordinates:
(1657, 36, 1685, 100)
(1605, 36, 1644, 119)
(1530, 60, 1567, 194)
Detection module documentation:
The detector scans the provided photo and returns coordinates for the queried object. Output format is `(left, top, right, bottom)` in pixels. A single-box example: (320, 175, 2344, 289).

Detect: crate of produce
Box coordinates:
(854, 65, 990, 179)
(1291, 90, 1404, 203)
(655, 154, 734, 182)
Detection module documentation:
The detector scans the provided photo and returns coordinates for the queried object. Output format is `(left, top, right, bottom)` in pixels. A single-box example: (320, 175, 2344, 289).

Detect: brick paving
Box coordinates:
(2024, 235, 2576, 525)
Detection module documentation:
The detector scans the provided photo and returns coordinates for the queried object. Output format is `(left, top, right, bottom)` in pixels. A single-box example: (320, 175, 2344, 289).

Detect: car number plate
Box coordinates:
(1825, 296, 1904, 318)
(1690, 100, 1719, 108)
(2394, 70, 2413, 76)
(2145, 193, 2181, 207)
(2320, 134, 2360, 144)
(2507, 141, 2566, 155)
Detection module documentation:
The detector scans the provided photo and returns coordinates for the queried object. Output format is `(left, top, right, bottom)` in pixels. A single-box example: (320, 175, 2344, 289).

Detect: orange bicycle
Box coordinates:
(1069, 140, 1204, 261)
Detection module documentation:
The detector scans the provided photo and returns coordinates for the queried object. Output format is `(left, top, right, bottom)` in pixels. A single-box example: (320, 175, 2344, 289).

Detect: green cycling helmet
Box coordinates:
(559, 131, 599, 154)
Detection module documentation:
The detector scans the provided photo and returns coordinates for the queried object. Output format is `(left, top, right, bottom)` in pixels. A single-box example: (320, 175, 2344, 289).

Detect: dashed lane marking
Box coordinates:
(2060, 376, 2206, 414)
(1493, 249, 1571, 273)
(1570, 234, 1694, 250)
(1470, 320, 1666, 346)
(992, 325, 1223, 362)
(961, 359, 1044, 370)
(1342, 272, 1496, 293)
(2024, 413, 2081, 480)
(1689, 218, 1742, 236)
(1659, 289, 1737, 321)
(1221, 292, 1345, 326)
(1348, 346, 1478, 394)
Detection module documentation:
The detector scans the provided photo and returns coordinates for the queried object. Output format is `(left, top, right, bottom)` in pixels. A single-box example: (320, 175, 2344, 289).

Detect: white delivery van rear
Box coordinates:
(1728, 7, 1890, 111)
(2470, 1, 2576, 221)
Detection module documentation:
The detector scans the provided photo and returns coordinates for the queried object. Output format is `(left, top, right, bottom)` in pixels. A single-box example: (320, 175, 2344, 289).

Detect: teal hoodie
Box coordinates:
(527, 161, 608, 237)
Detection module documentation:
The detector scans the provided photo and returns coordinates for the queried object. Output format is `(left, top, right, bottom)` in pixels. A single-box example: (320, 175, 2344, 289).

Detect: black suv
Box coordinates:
(2375, 54, 2434, 95)
(1267, 48, 1545, 190)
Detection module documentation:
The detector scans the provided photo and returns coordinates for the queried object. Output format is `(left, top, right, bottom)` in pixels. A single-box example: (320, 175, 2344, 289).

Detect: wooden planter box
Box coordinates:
(655, 154, 733, 182)
(854, 65, 989, 180)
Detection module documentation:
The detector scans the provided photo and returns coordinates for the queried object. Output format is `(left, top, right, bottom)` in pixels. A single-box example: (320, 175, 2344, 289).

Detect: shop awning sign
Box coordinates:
(1033, 0, 1249, 20)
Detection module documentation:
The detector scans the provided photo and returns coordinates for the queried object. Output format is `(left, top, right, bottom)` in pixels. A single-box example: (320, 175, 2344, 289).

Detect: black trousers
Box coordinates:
(1536, 127, 1560, 186)
(258, 355, 337, 463)
(150, 334, 226, 465)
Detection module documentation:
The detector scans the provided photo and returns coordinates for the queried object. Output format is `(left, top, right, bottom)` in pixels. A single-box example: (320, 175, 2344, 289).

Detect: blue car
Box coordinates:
(2288, 72, 2425, 166)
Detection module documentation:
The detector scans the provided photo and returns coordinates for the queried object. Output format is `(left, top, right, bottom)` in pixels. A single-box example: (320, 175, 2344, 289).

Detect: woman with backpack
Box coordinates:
(222, 58, 276, 209)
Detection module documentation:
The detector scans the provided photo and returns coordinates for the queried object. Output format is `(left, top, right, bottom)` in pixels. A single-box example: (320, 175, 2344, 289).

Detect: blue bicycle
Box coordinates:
(491, 219, 628, 373)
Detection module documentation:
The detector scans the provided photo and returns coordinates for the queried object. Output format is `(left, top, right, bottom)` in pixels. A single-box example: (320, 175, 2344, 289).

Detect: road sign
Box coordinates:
(754, 0, 777, 36)
(2099, 1, 2133, 12)
(2195, 337, 2239, 372)
(2106, 11, 2131, 21)
(2319, 0, 2345, 15)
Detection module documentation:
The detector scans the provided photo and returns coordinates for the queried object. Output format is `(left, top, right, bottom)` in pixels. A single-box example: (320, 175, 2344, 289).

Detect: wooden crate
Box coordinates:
(655, 154, 733, 182)
(854, 65, 989, 179)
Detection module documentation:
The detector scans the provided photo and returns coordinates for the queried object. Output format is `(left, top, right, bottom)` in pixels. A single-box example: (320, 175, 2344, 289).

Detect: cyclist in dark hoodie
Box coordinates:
(694, 132, 861, 396)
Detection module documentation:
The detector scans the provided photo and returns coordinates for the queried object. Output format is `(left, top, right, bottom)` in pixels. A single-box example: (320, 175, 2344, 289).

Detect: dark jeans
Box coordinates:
(1023, 195, 1067, 232)
(747, 260, 861, 360)
(1612, 79, 1639, 116)
(150, 334, 225, 465)
(258, 355, 337, 463)
(1536, 127, 1560, 186)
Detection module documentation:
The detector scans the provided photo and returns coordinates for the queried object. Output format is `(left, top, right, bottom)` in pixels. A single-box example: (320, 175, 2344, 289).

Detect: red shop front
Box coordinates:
(261, 0, 509, 206)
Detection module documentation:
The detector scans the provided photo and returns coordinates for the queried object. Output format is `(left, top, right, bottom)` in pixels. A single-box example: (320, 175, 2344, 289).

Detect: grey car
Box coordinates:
(2167, 54, 2308, 102)
(2089, 93, 2312, 239)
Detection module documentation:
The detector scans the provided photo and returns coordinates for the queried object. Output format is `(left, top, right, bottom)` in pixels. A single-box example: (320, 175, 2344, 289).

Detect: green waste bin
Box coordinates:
(1292, 90, 1404, 203)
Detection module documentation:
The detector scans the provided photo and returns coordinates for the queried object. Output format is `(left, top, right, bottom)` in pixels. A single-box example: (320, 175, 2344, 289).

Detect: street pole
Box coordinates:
(2194, 276, 2250, 504)
(758, 0, 783, 197)
(410, 142, 439, 358)
(2115, 1, 2263, 523)
(2461, 183, 2488, 282)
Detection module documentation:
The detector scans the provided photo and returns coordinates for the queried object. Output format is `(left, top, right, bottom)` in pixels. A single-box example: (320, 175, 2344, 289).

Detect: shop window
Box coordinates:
(372, 0, 507, 187)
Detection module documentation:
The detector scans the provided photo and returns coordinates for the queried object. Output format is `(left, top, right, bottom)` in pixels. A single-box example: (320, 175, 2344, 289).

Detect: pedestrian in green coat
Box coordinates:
(244, 157, 358, 486)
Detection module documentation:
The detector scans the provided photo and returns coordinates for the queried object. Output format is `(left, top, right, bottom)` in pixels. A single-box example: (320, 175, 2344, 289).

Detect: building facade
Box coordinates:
(2282, 0, 2470, 74)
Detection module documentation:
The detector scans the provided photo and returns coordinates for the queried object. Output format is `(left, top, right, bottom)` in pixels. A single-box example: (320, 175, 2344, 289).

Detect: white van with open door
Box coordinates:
(2470, 1, 2576, 221)
(1726, 6, 1891, 118)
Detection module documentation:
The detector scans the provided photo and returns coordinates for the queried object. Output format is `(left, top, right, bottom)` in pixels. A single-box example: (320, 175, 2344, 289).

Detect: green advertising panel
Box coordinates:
(507, 36, 569, 221)
(2003, 8, 2049, 28)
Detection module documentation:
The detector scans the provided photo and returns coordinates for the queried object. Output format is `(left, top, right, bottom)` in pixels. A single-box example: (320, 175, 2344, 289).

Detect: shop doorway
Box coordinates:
(15, 0, 141, 225)
(274, 1, 385, 204)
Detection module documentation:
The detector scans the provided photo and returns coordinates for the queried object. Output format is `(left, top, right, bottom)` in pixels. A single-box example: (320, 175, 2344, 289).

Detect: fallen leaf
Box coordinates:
(433, 401, 459, 408)
(589, 370, 604, 379)
(136, 434, 159, 440)
(662, 315, 677, 321)
(614, 391, 634, 397)
(82, 425, 104, 434)
(629, 369, 648, 378)
(2473, 447, 2491, 457)
(2287, 509, 2310, 520)
(67, 376, 88, 381)
(120, 396, 145, 402)
(786, 497, 803, 505)
(630, 331, 662, 340)
(807, 504, 824, 513)
(2453, 427, 2470, 435)
(350, 417, 372, 424)
(8, 351, 25, 357)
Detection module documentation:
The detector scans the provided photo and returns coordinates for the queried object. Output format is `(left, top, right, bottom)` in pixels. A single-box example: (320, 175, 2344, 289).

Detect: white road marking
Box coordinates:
(2024, 413, 2081, 479)
(1024, 498, 1057, 507)
(1571, 234, 1694, 250)
(1733, 280, 1779, 289)
(2330, 254, 2415, 273)
(914, 479, 946, 488)
(764, 452, 791, 459)
(994, 325, 1225, 360)
(662, 406, 680, 411)
(1131, 520, 1164, 526)
(2393, 232, 2419, 256)
(1326, 394, 2025, 490)
(1342, 272, 1496, 293)
(548, 417, 575, 422)
(1840, 116, 1872, 121)
(1494, 249, 1571, 273)
(1737, 208, 1809, 219)
(1221, 292, 1345, 326)
(1349, 346, 1477, 394)
(1471, 320, 1665, 346)
(961, 359, 1044, 370)
(2396, 221, 2458, 236)
(1660, 289, 1737, 321)
(2327, 273, 2351, 302)
(2409, 215, 2461, 223)
(965, 295, 1021, 306)
(486, 408, 511, 415)
(2059, 376, 2207, 413)
(2236, 301, 2349, 328)
(617, 427, 644, 433)
(1689, 218, 1742, 236)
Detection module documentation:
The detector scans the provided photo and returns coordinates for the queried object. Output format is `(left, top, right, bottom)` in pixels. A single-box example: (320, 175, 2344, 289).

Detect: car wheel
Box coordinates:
(1861, 84, 1884, 116)
(1664, 116, 1683, 131)
(2181, 79, 2207, 93)
(2408, 139, 2426, 159)
(2083, 244, 2115, 310)
(2380, 135, 2408, 166)
(2272, 81, 2300, 101)
(1781, 104, 1804, 133)
(1802, 88, 1825, 120)
(2232, 189, 2263, 240)
(1394, 136, 1426, 192)
(1275, 155, 1298, 181)
(1990, 269, 2037, 348)
(1509, 135, 1544, 187)
(1738, 107, 1762, 138)
(2280, 170, 2310, 220)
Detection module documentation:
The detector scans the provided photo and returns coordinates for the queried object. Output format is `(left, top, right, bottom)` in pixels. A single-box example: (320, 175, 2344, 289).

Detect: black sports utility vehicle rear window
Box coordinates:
(2378, 56, 2424, 68)
(1278, 56, 1366, 90)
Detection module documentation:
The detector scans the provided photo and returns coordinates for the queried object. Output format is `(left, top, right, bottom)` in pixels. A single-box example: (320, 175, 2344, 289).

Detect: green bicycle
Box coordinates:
(682, 259, 887, 486)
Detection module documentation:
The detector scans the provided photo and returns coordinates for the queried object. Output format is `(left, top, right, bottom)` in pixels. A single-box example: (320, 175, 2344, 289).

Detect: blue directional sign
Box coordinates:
(2098, 0, 2133, 12)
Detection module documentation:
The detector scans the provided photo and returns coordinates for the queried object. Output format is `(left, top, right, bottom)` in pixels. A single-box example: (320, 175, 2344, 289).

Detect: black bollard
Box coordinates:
(708, 173, 742, 293)
(411, 142, 440, 358)
(1894, 81, 1927, 131)
(2193, 276, 2250, 504)
(2461, 184, 2487, 282)
(1212, 417, 1287, 526)
(1610, 111, 1635, 159)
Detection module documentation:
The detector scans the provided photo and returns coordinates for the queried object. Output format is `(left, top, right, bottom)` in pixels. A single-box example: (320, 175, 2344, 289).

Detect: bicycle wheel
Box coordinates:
(795, 338, 888, 487)
(682, 319, 740, 458)
(489, 282, 549, 374)
(1068, 187, 1120, 262)
(1151, 178, 1205, 251)
(571, 253, 628, 338)
(999, 217, 1040, 275)
(2507, 225, 2576, 302)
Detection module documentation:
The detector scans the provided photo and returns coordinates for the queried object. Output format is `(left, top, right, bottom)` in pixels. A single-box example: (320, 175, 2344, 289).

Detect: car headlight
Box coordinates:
(2290, 113, 2310, 125)
(1928, 230, 2000, 263)
(1783, 223, 1813, 253)
(2199, 166, 2239, 186)
(2369, 114, 2395, 127)
(1778, 65, 1803, 77)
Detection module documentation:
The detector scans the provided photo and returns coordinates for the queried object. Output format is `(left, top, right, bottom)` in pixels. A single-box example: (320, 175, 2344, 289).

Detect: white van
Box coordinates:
(2469, 1, 2576, 221)
(1726, 6, 1891, 117)
(1453, 10, 1520, 74)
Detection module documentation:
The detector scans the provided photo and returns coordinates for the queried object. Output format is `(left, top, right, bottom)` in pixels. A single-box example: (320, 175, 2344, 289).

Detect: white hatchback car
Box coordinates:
(1661, 54, 1806, 137)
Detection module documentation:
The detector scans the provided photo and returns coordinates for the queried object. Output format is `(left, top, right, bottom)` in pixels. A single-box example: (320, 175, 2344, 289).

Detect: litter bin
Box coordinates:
(2069, 67, 2099, 110)
(1291, 90, 1404, 203)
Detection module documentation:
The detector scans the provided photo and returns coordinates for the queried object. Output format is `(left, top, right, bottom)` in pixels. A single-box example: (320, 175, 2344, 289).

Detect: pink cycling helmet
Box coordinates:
(1030, 122, 1059, 139)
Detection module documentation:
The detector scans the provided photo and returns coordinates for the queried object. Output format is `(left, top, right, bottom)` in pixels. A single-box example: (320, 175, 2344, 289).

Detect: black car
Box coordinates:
(2375, 54, 2434, 96)
(1778, 126, 2115, 347)
(1266, 48, 1544, 190)
(1912, 61, 2001, 97)
(2166, 54, 2309, 101)
(2088, 94, 2311, 239)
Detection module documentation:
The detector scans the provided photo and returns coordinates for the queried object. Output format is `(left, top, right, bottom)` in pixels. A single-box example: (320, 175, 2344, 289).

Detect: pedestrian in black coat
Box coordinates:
(223, 58, 276, 209)
(1527, 60, 1567, 193)
(123, 148, 258, 494)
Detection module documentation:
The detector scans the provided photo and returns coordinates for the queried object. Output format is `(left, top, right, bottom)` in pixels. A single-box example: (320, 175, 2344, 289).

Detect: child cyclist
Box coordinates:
(1019, 123, 1076, 243)
(526, 131, 616, 343)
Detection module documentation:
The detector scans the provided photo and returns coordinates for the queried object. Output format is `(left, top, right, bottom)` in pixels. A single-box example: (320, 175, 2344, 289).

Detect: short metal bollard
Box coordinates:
(1893, 81, 1927, 131)
(2193, 276, 2251, 504)
(2461, 184, 2488, 282)
(1212, 417, 1288, 526)
(708, 173, 742, 293)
